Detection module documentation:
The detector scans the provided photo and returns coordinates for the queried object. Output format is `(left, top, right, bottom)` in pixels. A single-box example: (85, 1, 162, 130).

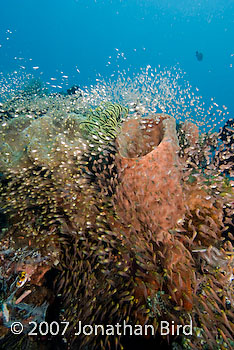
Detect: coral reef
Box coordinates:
(0, 79, 233, 350)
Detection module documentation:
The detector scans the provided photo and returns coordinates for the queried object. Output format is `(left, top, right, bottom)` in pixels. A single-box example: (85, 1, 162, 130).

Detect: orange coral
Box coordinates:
(183, 182, 224, 245)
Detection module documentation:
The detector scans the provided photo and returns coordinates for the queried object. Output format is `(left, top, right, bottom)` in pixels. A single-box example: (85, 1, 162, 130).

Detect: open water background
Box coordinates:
(0, 0, 234, 120)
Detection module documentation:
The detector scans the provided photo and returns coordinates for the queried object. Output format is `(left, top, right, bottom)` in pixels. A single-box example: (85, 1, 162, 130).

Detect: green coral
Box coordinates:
(78, 102, 128, 146)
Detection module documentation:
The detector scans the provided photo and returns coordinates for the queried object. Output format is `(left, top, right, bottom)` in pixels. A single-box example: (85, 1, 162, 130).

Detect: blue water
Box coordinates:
(1, 0, 234, 118)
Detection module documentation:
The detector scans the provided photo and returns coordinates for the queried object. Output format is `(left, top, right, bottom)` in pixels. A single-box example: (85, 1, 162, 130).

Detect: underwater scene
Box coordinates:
(0, 1, 234, 349)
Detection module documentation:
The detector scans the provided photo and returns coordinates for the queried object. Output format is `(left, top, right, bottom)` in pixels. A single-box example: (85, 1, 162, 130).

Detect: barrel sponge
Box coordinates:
(114, 113, 185, 237)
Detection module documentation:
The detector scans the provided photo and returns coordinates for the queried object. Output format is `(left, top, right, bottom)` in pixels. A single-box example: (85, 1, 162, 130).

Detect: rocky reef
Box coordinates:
(0, 79, 233, 350)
